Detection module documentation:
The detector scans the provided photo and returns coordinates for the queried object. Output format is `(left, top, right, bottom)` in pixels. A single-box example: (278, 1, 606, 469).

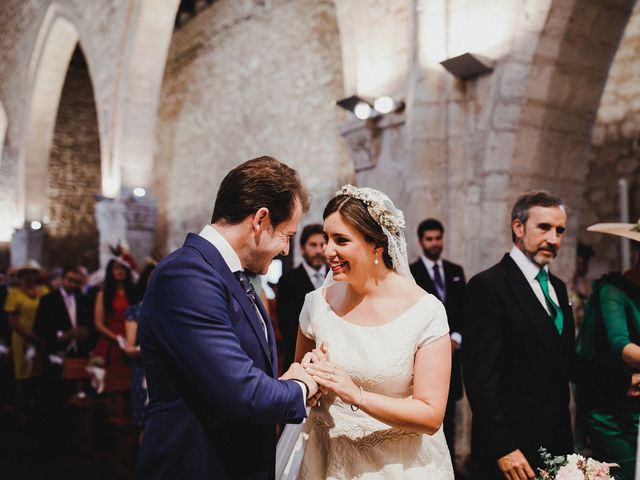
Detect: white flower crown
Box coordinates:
(338, 184, 406, 235)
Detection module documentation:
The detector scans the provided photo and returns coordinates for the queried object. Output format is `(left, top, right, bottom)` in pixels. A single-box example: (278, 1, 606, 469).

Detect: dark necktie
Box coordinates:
(535, 268, 564, 334)
(234, 271, 257, 303)
(432, 264, 446, 301)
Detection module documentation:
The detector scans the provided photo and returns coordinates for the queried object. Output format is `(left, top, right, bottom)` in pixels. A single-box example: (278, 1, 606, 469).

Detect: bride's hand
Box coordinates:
(304, 361, 361, 406)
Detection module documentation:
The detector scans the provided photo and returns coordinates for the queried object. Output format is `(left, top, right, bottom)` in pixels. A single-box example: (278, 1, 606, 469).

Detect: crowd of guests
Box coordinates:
(0, 248, 156, 449)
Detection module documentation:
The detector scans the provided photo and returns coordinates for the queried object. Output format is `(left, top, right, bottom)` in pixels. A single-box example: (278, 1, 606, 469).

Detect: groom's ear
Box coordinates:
(252, 207, 270, 233)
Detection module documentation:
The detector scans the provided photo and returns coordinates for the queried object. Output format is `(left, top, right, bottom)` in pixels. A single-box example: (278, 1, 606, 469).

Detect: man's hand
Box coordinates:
(280, 362, 319, 399)
(63, 327, 89, 342)
(497, 449, 535, 480)
(628, 373, 640, 398)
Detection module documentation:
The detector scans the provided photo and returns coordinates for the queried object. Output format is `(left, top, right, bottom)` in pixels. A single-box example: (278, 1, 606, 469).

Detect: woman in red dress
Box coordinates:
(92, 258, 135, 366)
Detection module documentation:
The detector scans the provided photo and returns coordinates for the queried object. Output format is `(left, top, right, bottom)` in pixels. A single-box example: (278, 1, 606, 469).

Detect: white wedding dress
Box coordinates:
(279, 288, 454, 479)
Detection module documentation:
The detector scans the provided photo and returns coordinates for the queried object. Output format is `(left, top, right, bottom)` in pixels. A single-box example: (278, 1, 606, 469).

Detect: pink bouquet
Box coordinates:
(536, 448, 619, 480)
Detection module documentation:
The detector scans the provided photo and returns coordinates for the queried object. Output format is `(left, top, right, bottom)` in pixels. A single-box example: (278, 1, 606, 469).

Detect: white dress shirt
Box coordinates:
(301, 261, 327, 290)
(59, 287, 77, 328)
(509, 246, 560, 316)
(199, 225, 307, 400)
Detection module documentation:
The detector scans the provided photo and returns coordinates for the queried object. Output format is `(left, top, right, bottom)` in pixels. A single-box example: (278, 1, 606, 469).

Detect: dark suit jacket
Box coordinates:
(33, 289, 92, 357)
(410, 258, 466, 400)
(276, 264, 316, 370)
(136, 233, 306, 480)
(462, 254, 630, 478)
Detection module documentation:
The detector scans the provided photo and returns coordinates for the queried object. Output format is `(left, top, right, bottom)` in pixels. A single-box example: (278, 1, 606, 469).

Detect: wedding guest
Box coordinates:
(410, 218, 466, 464)
(124, 262, 156, 433)
(92, 258, 135, 366)
(4, 261, 48, 419)
(462, 191, 637, 479)
(576, 221, 640, 479)
(276, 223, 327, 371)
(34, 266, 92, 359)
(570, 242, 595, 332)
(291, 186, 454, 478)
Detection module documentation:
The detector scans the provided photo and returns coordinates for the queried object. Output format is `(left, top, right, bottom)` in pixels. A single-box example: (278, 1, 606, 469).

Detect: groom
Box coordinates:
(136, 157, 319, 480)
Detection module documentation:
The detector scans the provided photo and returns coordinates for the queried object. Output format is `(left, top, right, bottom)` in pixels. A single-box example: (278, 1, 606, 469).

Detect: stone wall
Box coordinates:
(153, 0, 352, 253)
(45, 46, 101, 270)
(581, 1, 640, 276)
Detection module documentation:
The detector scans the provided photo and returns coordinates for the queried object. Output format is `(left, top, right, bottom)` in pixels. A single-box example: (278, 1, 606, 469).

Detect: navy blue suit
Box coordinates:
(136, 234, 306, 480)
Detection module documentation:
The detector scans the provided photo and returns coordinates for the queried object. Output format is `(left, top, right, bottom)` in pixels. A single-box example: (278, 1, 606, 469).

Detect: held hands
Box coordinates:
(497, 449, 535, 480)
(302, 343, 361, 407)
(280, 362, 319, 400)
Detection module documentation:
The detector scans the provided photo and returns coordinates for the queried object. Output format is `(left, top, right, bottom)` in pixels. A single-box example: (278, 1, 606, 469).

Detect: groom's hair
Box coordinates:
(211, 156, 310, 227)
(323, 195, 394, 270)
(510, 190, 565, 242)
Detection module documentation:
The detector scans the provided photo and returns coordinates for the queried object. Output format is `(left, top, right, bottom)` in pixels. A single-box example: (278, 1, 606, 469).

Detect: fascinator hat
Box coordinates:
(587, 219, 640, 243)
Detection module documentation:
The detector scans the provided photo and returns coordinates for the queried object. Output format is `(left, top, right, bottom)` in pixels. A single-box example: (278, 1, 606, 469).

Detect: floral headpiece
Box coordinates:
(336, 184, 411, 278)
(338, 184, 406, 235)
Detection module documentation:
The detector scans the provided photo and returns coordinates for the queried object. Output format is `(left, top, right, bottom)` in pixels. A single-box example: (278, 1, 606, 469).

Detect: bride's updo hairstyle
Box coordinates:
(323, 195, 394, 270)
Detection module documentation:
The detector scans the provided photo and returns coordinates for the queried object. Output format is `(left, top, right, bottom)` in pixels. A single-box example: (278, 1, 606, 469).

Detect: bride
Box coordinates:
(278, 185, 454, 479)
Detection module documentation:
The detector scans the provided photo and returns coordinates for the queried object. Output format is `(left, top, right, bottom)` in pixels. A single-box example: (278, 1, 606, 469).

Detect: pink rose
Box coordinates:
(556, 463, 585, 480)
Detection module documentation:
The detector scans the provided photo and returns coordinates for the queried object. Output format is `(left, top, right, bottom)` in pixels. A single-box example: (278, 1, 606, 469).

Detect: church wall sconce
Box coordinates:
(439, 52, 493, 79)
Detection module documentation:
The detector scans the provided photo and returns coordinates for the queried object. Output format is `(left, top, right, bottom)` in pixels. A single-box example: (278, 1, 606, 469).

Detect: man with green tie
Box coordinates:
(462, 190, 635, 480)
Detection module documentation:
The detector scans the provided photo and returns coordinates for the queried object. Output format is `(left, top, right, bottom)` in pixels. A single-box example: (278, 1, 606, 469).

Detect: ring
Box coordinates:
(330, 373, 335, 382)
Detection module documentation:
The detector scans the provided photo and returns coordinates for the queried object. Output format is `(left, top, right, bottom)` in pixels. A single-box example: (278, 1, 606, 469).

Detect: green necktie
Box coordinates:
(535, 268, 564, 334)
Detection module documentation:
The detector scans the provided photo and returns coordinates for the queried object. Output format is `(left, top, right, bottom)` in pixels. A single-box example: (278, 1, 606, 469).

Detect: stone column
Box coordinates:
(10, 224, 46, 267)
(95, 193, 158, 270)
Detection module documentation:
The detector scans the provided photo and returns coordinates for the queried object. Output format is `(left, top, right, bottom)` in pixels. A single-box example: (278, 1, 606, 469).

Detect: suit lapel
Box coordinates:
(413, 260, 438, 297)
(501, 255, 564, 367)
(55, 290, 73, 330)
(296, 265, 315, 292)
(184, 234, 273, 367)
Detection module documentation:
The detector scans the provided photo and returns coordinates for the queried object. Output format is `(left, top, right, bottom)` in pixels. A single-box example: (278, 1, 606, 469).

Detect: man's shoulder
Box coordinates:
(409, 258, 425, 274)
(443, 259, 464, 273)
(469, 259, 508, 285)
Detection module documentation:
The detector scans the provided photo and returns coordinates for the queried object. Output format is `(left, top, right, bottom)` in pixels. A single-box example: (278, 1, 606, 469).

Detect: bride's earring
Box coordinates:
(374, 252, 379, 265)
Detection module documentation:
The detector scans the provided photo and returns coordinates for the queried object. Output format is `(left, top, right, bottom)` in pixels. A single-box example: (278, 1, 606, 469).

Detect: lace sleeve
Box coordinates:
(298, 293, 315, 340)
(417, 298, 450, 349)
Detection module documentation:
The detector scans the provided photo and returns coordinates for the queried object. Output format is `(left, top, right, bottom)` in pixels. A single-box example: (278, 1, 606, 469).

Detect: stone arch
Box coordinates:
(478, 0, 635, 277)
(108, 0, 181, 195)
(20, 4, 82, 224)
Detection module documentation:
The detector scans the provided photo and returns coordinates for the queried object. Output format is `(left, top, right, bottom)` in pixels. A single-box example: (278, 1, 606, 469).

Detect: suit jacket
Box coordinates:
(462, 254, 630, 478)
(410, 258, 466, 400)
(136, 233, 306, 480)
(33, 289, 92, 357)
(276, 264, 316, 370)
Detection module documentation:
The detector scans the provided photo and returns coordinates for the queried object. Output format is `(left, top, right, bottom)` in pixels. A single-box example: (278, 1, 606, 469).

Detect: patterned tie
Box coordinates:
(535, 268, 564, 334)
(234, 271, 257, 302)
(432, 264, 446, 301)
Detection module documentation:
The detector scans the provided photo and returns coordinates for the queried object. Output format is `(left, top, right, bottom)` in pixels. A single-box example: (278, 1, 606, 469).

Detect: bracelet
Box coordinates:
(350, 385, 364, 412)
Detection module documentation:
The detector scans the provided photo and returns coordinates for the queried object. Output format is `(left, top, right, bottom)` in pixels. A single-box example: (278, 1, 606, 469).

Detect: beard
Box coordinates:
(529, 245, 558, 266)
(304, 253, 326, 269)
(422, 247, 442, 260)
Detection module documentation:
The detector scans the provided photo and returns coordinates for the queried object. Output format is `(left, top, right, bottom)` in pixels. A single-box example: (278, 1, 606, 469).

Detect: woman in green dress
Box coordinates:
(577, 221, 640, 479)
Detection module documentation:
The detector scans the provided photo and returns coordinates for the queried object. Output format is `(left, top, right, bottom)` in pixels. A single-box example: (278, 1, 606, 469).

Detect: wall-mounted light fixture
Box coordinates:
(336, 95, 405, 120)
(30, 221, 42, 230)
(440, 52, 493, 79)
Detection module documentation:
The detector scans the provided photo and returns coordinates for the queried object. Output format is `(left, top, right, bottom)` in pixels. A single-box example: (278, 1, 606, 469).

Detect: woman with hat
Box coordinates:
(576, 220, 640, 479)
(3, 260, 48, 418)
(91, 257, 136, 367)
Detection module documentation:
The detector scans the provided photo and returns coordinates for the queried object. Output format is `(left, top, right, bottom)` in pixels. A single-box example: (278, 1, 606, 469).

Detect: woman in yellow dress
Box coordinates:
(4, 262, 48, 417)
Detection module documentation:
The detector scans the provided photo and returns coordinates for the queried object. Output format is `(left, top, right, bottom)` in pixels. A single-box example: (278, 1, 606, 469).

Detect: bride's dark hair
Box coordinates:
(323, 195, 393, 269)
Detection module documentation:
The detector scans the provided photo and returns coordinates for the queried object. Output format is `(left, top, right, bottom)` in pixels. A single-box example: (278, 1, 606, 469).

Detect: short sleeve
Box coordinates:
(4, 288, 19, 314)
(298, 293, 315, 340)
(417, 298, 450, 349)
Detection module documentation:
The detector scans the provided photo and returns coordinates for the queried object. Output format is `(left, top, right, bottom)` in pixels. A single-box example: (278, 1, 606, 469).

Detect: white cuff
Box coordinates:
(450, 332, 462, 346)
